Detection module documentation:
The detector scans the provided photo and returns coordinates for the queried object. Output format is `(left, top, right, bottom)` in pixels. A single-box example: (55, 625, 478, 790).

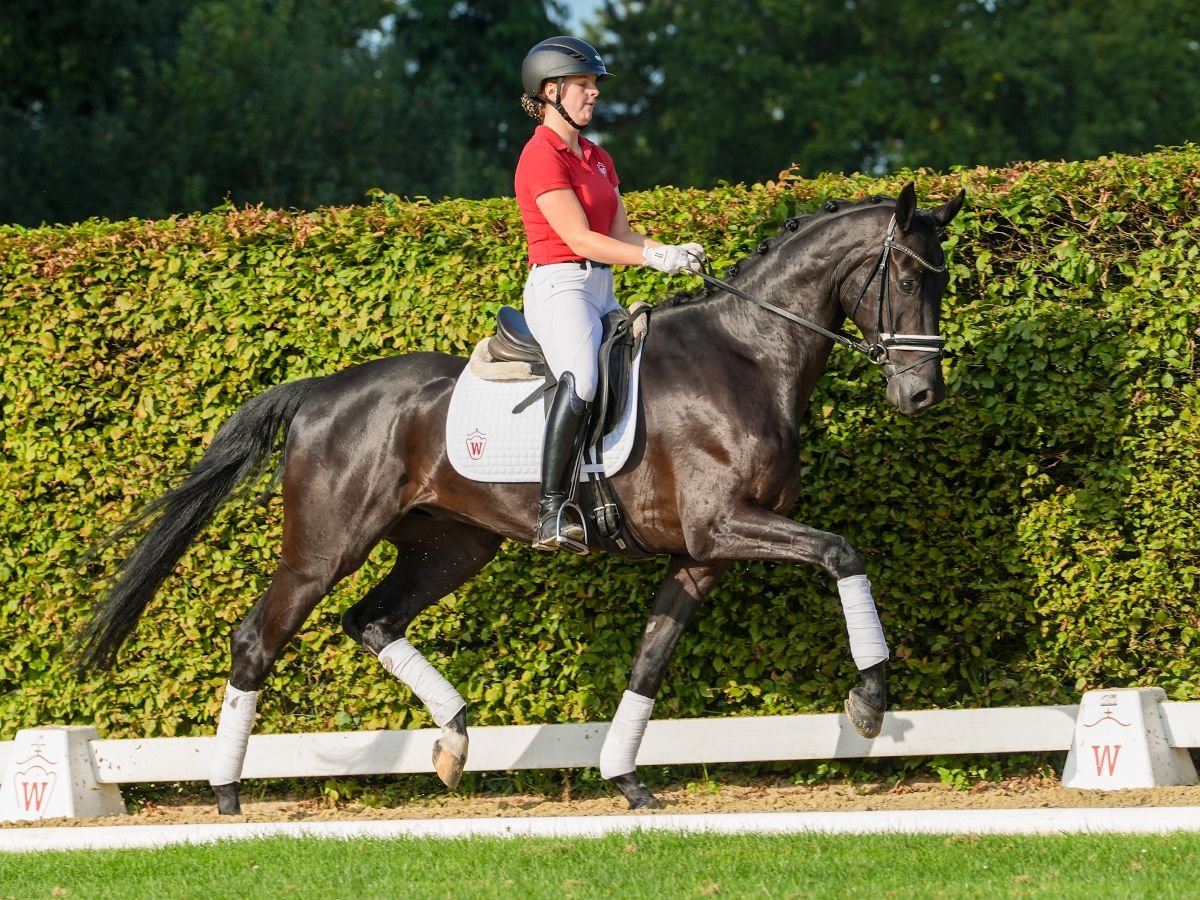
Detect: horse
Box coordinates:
(74, 182, 966, 814)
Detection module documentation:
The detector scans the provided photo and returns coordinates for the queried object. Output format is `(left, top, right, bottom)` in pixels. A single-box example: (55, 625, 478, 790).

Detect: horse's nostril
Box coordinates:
(911, 389, 932, 409)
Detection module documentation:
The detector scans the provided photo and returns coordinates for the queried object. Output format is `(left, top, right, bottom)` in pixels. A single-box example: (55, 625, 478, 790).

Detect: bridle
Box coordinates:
(693, 214, 948, 379)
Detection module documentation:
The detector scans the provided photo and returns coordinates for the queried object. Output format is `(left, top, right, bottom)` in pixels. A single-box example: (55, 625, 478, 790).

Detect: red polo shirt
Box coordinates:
(515, 125, 620, 266)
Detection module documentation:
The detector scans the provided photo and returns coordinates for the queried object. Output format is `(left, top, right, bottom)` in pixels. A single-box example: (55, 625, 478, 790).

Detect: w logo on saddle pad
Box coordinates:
(465, 429, 487, 461)
(445, 351, 643, 483)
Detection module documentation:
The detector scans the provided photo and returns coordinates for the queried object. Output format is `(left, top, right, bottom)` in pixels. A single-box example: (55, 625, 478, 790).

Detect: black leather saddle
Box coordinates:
(488, 305, 648, 444)
(490, 307, 544, 365)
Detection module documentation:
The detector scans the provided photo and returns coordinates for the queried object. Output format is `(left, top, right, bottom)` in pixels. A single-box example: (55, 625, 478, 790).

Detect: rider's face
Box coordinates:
(549, 75, 599, 126)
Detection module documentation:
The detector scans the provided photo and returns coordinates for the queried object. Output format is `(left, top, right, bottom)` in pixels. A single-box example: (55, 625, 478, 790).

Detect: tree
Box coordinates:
(159, 0, 398, 214)
(589, 0, 1200, 190)
(366, 0, 566, 200)
(0, 0, 568, 225)
(0, 0, 192, 224)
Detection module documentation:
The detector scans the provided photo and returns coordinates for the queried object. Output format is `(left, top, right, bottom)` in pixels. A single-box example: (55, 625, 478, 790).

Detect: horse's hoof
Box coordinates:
(845, 688, 884, 739)
(629, 791, 664, 811)
(212, 782, 242, 816)
(608, 772, 662, 810)
(432, 728, 468, 789)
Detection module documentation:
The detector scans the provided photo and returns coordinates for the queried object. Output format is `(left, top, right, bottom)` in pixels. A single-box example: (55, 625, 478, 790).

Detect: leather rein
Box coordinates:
(693, 215, 948, 378)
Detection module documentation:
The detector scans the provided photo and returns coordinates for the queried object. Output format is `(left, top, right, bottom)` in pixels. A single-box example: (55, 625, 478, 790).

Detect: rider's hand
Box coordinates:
(679, 242, 707, 273)
(642, 244, 703, 275)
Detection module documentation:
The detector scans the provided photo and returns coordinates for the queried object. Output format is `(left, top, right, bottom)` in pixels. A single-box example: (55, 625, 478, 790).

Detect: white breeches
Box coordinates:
(522, 262, 620, 403)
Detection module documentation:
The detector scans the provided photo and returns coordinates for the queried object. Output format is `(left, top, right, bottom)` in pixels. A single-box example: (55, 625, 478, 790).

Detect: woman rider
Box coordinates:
(516, 36, 706, 551)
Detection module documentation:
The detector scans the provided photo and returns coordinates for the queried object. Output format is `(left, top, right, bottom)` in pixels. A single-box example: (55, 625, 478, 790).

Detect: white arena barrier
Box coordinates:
(1062, 688, 1198, 789)
(2, 689, 1197, 822)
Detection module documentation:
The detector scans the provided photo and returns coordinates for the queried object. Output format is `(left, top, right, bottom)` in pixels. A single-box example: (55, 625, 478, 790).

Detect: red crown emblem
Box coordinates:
(465, 429, 487, 460)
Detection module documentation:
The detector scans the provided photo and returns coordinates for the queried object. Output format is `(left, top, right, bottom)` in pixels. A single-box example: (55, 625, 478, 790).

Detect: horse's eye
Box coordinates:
(899, 279, 916, 294)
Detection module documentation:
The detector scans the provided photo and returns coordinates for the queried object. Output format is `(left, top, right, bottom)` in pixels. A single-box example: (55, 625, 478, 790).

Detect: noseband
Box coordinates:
(694, 214, 947, 379)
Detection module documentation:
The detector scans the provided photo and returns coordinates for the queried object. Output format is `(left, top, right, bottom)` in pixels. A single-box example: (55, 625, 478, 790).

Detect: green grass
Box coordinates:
(3, 832, 1200, 899)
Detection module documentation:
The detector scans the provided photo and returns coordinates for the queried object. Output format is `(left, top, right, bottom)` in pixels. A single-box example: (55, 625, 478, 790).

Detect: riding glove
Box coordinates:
(643, 243, 706, 275)
(680, 243, 707, 266)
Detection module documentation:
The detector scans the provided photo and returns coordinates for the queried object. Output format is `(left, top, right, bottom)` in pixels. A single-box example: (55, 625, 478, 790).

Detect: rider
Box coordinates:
(516, 35, 705, 551)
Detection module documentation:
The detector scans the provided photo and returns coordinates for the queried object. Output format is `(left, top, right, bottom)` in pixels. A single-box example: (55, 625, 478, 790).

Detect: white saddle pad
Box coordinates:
(446, 350, 643, 483)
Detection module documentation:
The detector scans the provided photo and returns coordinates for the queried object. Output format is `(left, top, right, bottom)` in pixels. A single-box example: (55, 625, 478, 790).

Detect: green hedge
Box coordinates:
(2, 146, 1198, 741)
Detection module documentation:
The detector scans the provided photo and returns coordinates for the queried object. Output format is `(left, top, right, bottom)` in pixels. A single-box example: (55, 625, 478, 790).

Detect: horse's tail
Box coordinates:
(74, 378, 318, 674)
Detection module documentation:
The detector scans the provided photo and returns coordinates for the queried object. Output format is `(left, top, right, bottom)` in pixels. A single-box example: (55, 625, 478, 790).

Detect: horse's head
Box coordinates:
(842, 183, 965, 416)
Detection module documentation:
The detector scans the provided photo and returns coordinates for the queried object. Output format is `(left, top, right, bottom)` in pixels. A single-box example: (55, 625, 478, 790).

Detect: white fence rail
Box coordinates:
(3, 706, 1088, 785)
(3, 693, 1199, 822)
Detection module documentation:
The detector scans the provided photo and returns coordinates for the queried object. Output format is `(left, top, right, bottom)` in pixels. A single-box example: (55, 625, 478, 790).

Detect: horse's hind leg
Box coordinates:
(209, 462, 411, 813)
(210, 559, 346, 815)
(343, 515, 503, 790)
(603, 556, 727, 810)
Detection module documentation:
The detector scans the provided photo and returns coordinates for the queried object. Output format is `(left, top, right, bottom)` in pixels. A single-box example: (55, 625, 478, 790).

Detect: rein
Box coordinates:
(693, 215, 948, 377)
(693, 270, 870, 355)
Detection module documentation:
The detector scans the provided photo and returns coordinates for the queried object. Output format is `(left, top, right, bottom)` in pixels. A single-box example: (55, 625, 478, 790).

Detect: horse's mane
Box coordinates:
(657, 193, 896, 309)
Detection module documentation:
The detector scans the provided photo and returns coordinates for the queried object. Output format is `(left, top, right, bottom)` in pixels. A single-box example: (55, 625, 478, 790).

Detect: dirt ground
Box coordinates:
(10, 775, 1200, 829)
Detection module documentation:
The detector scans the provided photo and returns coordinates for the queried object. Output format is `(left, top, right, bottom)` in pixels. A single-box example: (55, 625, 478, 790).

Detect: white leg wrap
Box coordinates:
(599, 691, 654, 779)
(838, 575, 889, 670)
(209, 682, 258, 787)
(378, 638, 466, 728)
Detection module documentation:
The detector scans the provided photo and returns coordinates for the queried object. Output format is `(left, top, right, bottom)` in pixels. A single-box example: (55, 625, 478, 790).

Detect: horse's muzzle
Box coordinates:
(886, 368, 946, 415)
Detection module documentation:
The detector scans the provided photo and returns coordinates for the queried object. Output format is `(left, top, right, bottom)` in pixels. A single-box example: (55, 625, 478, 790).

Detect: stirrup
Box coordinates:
(533, 501, 589, 555)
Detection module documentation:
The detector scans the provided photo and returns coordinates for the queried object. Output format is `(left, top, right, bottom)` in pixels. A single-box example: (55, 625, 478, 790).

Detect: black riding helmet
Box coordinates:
(521, 36, 612, 130)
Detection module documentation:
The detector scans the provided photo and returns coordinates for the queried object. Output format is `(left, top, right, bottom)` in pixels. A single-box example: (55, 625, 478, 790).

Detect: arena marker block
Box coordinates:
(0, 726, 125, 822)
(1062, 688, 1197, 790)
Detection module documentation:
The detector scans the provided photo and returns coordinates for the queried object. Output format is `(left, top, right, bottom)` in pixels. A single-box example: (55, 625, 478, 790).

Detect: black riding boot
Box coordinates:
(532, 373, 590, 552)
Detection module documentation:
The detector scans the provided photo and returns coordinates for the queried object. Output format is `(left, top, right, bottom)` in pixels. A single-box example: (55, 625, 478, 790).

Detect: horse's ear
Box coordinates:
(894, 182, 917, 231)
(931, 189, 967, 228)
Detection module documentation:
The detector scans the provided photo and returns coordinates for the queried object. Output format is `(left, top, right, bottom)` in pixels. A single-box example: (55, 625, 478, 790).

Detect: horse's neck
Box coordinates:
(723, 253, 844, 357)
(653, 281, 839, 425)
(654, 224, 871, 421)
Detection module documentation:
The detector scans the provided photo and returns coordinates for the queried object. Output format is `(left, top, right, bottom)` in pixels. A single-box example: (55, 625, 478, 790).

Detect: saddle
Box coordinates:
(470, 303, 653, 557)
(475, 303, 649, 436)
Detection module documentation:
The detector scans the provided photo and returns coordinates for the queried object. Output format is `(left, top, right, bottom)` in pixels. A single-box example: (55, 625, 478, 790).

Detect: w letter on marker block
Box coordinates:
(1062, 688, 1197, 789)
(0, 727, 125, 822)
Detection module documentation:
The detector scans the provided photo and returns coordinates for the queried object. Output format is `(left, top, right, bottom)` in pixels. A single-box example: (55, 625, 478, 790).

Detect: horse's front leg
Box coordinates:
(603, 556, 728, 810)
(693, 505, 888, 739)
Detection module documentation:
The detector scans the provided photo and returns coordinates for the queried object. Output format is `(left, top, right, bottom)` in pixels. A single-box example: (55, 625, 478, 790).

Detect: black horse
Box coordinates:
(76, 183, 965, 813)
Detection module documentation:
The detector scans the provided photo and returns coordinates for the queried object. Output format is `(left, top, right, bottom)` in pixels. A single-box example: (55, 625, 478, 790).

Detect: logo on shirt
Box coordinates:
(596, 161, 608, 177)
